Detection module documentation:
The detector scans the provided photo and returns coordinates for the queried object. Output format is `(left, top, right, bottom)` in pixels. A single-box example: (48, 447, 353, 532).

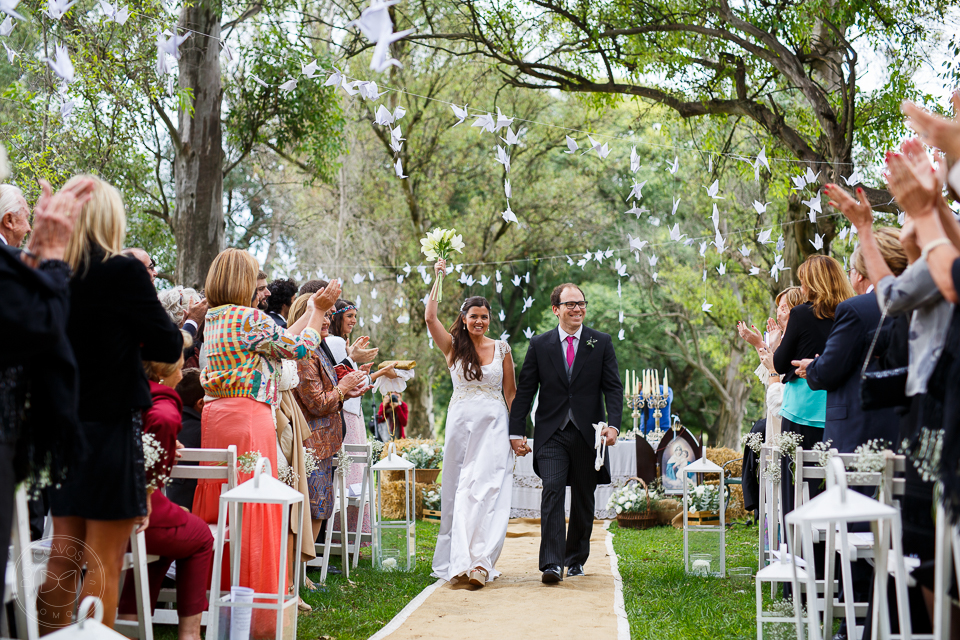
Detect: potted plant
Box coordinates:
(608, 477, 661, 529)
(400, 441, 443, 484)
(422, 487, 441, 522)
(686, 483, 730, 525)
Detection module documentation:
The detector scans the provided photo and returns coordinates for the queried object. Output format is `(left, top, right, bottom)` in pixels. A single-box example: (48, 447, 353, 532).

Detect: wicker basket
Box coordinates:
(416, 469, 441, 484)
(615, 477, 659, 530)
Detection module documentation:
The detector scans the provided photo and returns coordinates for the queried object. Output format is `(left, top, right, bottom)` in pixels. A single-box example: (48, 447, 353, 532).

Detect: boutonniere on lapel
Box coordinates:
(586, 337, 597, 349)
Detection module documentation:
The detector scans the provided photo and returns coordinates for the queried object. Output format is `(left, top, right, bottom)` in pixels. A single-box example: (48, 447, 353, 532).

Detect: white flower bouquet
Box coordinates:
(419, 227, 465, 301)
(400, 442, 443, 469)
(142, 432, 168, 492)
(422, 487, 441, 511)
(607, 478, 661, 515)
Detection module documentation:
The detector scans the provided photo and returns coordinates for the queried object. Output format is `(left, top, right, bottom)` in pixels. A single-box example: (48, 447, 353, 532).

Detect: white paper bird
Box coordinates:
(352, 273, 365, 284)
(500, 127, 521, 146)
(755, 146, 769, 172)
(710, 203, 720, 230)
(522, 296, 534, 312)
(618, 328, 625, 341)
(390, 125, 404, 144)
(683, 238, 695, 246)
(618, 310, 624, 323)
(498, 309, 506, 322)
(564, 136, 578, 154)
(704, 179, 724, 199)
(843, 169, 862, 186)
(450, 103, 468, 126)
(279, 79, 298, 93)
(628, 235, 647, 252)
(504, 179, 511, 199)
(630, 146, 640, 173)
(511, 275, 521, 287)
(495, 270, 502, 281)
(582, 134, 609, 159)
(370, 288, 378, 299)
(776, 236, 785, 253)
(713, 230, 726, 253)
(668, 156, 679, 174)
(753, 200, 770, 215)
(493, 107, 513, 132)
(791, 174, 808, 190)
(394, 157, 407, 179)
(626, 179, 647, 202)
(324, 68, 343, 88)
(249, 75, 270, 88)
(898, 211, 905, 226)
(99, 0, 128, 24)
(523, 327, 534, 339)
(648, 254, 658, 267)
(810, 233, 824, 251)
(804, 167, 820, 184)
(739, 244, 751, 257)
(495, 145, 510, 173)
(46, 43, 74, 84)
(499, 331, 510, 342)
(593, 250, 605, 263)
(0, 16, 14, 35)
(648, 216, 660, 227)
(397, 314, 410, 324)
(802, 191, 822, 215)
(652, 272, 658, 282)
(757, 229, 772, 244)
(156, 30, 189, 76)
(358, 81, 386, 100)
(701, 269, 706, 283)
(472, 113, 494, 133)
(671, 197, 680, 216)
(624, 205, 649, 219)
(59, 97, 75, 118)
(749, 266, 760, 276)
(396, 275, 404, 284)
(698, 241, 707, 257)
(0, 0, 22, 21)
(341, 80, 363, 96)
(496, 282, 503, 293)
(839, 227, 849, 241)
(501, 206, 518, 225)
(615, 261, 627, 277)
(389, 137, 403, 154)
(374, 104, 394, 126)
(371, 314, 382, 324)
(669, 223, 686, 243)
(348, 0, 414, 72)
(45, 0, 77, 20)
(717, 263, 726, 276)
(702, 300, 713, 313)
(479, 275, 490, 286)
(1, 41, 15, 63)
(301, 59, 321, 78)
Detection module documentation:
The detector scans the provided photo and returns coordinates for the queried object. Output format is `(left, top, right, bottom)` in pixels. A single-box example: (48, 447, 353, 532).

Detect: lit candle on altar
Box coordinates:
(654, 369, 660, 394)
(623, 369, 629, 398)
(663, 368, 669, 395)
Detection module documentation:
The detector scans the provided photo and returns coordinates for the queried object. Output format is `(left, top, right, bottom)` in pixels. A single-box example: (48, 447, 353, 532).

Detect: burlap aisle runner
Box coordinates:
(370, 518, 627, 640)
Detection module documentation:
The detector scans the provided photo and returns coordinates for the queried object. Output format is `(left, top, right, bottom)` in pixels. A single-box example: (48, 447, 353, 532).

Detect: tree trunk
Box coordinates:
(173, 0, 224, 289)
(404, 367, 435, 439)
(713, 347, 751, 449)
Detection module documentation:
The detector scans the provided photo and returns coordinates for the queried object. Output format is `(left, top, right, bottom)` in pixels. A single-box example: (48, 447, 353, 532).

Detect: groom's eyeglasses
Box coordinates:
(559, 301, 587, 310)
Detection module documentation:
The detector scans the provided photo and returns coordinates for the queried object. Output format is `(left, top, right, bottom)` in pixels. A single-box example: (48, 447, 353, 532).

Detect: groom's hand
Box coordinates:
(601, 427, 618, 446)
(510, 437, 530, 456)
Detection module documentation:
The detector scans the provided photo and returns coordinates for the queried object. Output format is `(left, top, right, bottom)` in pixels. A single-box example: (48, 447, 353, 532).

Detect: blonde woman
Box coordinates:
(42, 175, 183, 632)
(194, 249, 337, 638)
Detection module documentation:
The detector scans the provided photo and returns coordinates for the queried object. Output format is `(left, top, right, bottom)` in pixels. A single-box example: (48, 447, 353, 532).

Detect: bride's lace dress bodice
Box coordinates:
(449, 340, 510, 406)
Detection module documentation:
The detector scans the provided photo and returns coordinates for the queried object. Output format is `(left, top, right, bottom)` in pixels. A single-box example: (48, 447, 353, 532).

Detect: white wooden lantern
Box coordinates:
(784, 457, 911, 640)
(755, 545, 809, 640)
(44, 597, 127, 640)
(681, 455, 726, 577)
(371, 443, 417, 572)
(207, 458, 304, 640)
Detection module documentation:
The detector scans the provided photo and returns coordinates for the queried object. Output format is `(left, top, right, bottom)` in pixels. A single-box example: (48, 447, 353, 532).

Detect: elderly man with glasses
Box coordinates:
(122, 247, 157, 284)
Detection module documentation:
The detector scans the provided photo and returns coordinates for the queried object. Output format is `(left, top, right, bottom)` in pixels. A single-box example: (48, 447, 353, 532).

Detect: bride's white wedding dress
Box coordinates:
(432, 340, 514, 582)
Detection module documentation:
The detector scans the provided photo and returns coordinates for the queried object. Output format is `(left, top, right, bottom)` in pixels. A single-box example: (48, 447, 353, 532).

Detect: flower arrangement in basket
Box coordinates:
(401, 441, 443, 484)
(685, 481, 733, 525)
(608, 477, 661, 529)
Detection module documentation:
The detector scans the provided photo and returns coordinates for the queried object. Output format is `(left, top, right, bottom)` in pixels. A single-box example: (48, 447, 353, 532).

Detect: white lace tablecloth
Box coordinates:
(510, 439, 637, 520)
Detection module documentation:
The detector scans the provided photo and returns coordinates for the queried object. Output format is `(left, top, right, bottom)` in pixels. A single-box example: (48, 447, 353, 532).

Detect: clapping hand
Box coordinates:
(824, 183, 874, 230)
(311, 280, 342, 314)
(902, 93, 960, 163)
(347, 336, 378, 364)
(885, 139, 943, 220)
(736, 321, 765, 350)
(26, 178, 94, 264)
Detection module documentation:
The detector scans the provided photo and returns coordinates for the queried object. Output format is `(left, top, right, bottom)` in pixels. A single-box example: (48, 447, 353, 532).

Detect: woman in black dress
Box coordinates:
(39, 175, 182, 632)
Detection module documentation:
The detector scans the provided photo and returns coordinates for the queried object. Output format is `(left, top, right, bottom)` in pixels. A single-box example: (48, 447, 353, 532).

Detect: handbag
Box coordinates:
(860, 302, 909, 410)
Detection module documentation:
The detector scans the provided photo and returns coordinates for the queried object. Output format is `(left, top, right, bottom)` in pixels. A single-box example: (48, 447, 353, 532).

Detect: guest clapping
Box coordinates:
(41, 176, 183, 632)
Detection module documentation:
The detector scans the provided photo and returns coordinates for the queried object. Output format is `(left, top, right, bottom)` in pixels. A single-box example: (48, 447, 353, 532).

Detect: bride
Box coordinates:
(424, 258, 521, 587)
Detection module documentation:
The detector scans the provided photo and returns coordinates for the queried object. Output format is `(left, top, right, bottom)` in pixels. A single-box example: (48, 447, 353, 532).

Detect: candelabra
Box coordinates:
(626, 392, 646, 438)
(644, 386, 668, 448)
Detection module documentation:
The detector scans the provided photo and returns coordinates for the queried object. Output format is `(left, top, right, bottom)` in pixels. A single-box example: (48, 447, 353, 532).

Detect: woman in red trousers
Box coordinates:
(118, 338, 213, 640)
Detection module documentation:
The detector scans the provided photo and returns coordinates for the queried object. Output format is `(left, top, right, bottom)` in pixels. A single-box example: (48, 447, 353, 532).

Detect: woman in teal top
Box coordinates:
(773, 255, 854, 514)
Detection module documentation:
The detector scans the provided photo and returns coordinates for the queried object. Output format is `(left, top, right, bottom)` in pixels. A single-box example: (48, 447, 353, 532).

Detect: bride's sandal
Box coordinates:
(468, 567, 487, 587)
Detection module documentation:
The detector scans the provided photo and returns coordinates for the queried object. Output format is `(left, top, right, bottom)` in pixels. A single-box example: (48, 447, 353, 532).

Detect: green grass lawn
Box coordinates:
(611, 520, 761, 640)
(296, 520, 440, 640)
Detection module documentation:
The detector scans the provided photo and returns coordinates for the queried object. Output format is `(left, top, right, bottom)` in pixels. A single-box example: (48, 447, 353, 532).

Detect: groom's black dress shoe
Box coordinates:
(566, 564, 585, 577)
(541, 565, 563, 584)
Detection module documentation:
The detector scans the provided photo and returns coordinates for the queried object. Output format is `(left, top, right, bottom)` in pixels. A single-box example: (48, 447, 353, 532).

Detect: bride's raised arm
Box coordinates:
(424, 259, 454, 358)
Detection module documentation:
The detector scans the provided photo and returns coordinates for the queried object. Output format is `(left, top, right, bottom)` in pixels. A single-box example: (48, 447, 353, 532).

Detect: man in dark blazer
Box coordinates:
(509, 283, 623, 584)
(793, 239, 907, 453)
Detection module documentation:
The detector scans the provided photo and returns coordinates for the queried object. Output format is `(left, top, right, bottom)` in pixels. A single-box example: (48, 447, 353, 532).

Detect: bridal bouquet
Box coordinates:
(420, 227, 465, 301)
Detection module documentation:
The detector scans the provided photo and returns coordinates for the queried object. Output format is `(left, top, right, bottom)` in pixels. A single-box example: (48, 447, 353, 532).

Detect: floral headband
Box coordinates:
(332, 305, 357, 316)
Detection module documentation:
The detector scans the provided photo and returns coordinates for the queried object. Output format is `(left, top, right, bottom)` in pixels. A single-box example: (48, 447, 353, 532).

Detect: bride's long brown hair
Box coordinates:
(448, 296, 491, 382)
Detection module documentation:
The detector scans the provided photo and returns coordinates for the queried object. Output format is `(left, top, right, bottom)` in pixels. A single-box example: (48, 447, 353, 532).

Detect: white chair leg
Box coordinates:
(338, 474, 349, 580)
(12, 486, 38, 640)
(131, 529, 154, 640)
(933, 503, 951, 640)
(352, 473, 368, 569)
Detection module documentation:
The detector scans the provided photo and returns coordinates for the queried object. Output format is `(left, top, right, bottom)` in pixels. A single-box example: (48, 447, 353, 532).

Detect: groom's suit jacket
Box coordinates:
(509, 325, 623, 485)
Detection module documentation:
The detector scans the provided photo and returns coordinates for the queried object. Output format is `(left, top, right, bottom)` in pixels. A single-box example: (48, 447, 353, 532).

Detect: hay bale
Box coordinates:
(380, 480, 438, 520)
(704, 446, 742, 480)
(656, 498, 682, 526)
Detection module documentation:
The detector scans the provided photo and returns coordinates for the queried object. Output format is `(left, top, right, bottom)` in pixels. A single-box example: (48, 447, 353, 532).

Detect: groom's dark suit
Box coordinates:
(509, 325, 623, 571)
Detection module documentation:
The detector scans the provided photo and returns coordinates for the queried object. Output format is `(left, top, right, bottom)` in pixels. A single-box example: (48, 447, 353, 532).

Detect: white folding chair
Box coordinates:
(341, 443, 375, 569)
(114, 528, 158, 640)
(4, 485, 38, 640)
(309, 461, 350, 583)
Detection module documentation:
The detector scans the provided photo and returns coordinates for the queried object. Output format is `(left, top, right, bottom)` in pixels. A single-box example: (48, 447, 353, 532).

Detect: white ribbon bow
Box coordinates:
(593, 421, 608, 471)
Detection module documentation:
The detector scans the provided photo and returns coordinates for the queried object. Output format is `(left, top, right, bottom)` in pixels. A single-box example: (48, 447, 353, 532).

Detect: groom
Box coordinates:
(509, 283, 623, 584)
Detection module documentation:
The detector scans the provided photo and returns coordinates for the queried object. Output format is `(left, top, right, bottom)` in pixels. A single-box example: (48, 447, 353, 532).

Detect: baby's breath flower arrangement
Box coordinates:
(142, 433, 168, 492)
(740, 431, 763, 455)
(420, 228, 465, 301)
(813, 439, 835, 469)
(238, 450, 262, 475)
(851, 439, 890, 483)
(400, 442, 443, 469)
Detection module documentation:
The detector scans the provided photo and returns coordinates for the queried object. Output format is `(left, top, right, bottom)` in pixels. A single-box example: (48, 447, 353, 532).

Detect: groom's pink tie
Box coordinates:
(566, 335, 576, 367)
